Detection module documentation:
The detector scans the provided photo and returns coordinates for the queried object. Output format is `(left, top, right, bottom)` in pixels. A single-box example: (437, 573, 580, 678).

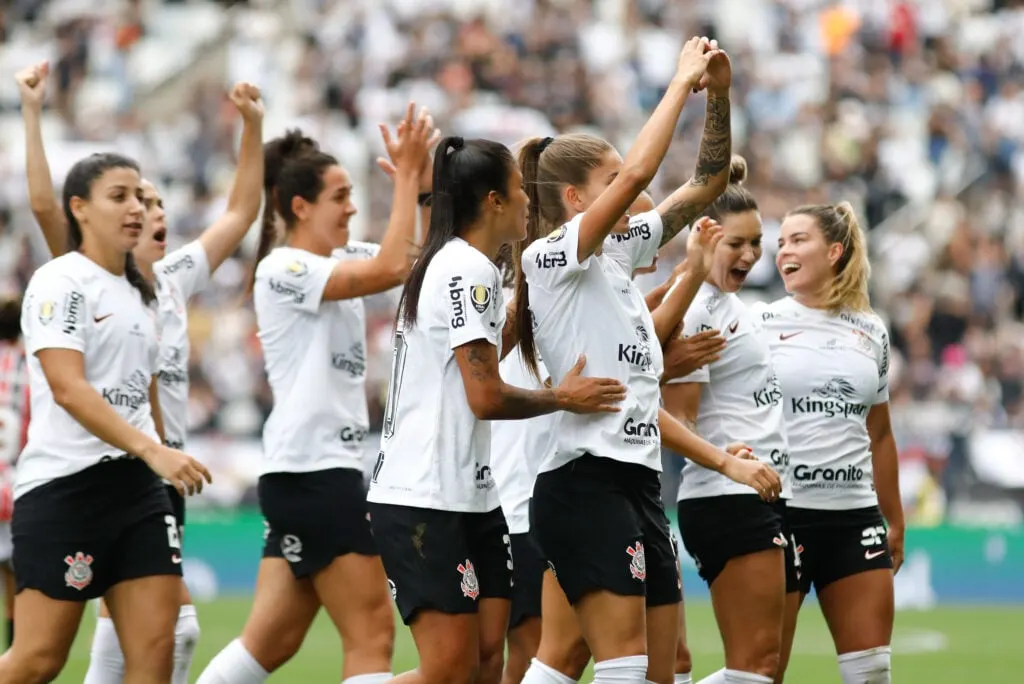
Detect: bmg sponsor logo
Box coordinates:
(449, 276, 466, 329)
(609, 220, 652, 243)
(63, 291, 85, 334)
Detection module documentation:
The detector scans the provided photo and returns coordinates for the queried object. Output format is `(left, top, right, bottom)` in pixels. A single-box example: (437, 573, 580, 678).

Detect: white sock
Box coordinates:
(83, 616, 124, 684)
(722, 671, 772, 683)
(523, 658, 578, 684)
(695, 670, 726, 684)
(342, 674, 393, 684)
(173, 605, 201, 684)
(837, 646, 891, 684)
(196, 638, 269, 684)
(674, 674, 693, 684)
(592, 655, 649, 684)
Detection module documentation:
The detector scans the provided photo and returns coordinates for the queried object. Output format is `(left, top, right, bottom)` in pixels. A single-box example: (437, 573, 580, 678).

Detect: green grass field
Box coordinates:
(51, 598, 1024, 682)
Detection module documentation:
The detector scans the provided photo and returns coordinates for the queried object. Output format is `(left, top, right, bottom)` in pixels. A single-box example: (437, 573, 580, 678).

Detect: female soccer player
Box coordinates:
(0, 152, 210, 684)
(764, 203, 902, 684)
(0, 295, 28, 651)
(663, 157, 796, 684)
(17, 61, 264, 684)
(515, 38, 780, 684)
(367, 135, 629, 684)
(197, 104, 436, 684)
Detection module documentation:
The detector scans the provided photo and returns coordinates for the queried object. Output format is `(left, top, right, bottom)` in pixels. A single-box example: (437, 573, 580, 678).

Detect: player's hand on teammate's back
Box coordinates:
(554, 354, 628, 414)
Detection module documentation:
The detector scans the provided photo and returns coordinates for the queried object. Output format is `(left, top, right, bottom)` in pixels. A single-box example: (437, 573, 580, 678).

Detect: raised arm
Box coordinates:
(455, 344, 625, 420)
(651, 217, 721, 344)
(197, 83, 265, 273)
(322, 104, 435, 301)
(15, 62, 68, 257)
(576, 37, 718, 262)
(657, 53, 734, 247)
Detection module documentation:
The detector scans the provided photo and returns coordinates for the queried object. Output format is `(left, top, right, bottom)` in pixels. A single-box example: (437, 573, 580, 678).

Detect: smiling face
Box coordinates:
(132, 179, 167, 268)
(708, 210, 763, 292)
(293, 164, 358, 251)
(776, 213, 844, 297)
(69, 166, 145, 255)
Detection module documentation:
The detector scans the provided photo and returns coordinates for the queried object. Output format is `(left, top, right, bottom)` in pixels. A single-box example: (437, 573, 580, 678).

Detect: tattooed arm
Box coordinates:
(657, 93, 732, 247)
(454, 341, 627, 420)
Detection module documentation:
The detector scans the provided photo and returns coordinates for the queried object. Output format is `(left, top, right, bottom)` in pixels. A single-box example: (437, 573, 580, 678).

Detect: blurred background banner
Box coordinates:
(3, 0, 1024, 601)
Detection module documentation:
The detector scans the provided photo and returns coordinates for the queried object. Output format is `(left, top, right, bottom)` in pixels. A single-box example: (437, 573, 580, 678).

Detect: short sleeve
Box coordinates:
(447, 257, 503, 350)
(258, 251, 337, 314)
(664, 299, 714, 386)
(523, 215, 591, 289)
(157, 241, 210, 301)
(603, 210, 664, 275)
(23, 272, 89, 356)
(875, 328, 890, 404)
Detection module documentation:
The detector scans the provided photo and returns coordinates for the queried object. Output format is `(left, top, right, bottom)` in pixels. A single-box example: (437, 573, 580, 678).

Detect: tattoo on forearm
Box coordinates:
(463, 343, 557, 419)
(660, 196, 701, 246)
(658, 94, 732, 247)
(680, 416, 699, 434)
(692, 94, 731, 187)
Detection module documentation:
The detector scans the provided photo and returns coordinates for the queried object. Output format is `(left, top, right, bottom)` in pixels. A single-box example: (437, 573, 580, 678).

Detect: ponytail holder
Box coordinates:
(448, 137, 465, 153)
(538, 136, 554, 153)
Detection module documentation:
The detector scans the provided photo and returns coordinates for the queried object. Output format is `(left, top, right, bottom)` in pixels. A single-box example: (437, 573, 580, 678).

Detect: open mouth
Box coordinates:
(152, 227, 167, 245)
(124, 221, 143, 236)
(781, 262, 800, 275)
(730, 267, 750, 282)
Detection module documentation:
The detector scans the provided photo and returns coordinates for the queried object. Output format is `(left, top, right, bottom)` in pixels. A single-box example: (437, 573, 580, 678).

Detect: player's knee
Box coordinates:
(744, 647, 780, 680)
(479, 643, 505, 684)
(15, 647, 70, 684)
(538, 637, 590, 680)
(837, 646, 891, 684)
(123, 627, 174, 678)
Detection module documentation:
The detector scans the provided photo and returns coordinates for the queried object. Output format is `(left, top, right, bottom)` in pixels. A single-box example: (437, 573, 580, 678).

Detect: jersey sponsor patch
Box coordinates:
(285, 260, 309, 277)
(470, 285, 492, 314)
(546, 226, 567, 243)
(38, 299, 56, 325)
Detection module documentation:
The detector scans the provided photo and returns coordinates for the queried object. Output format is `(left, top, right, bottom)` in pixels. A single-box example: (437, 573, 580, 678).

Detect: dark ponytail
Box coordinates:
(62, 153, 155, 305)
(250, 129, 321, 291)
(398, 136, 515, 328)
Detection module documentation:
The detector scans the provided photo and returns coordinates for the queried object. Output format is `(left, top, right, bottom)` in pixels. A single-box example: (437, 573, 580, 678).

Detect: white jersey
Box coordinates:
(368, 238, 505, 513)
(757, 297, 890, 510)
(152, 241, 210, 448)
(670, 283, 791, 500)
(17, 253, 160, 498)
(491, 287, 555, 534)
(254, 243, 378, 475)
(523, 210, 664, 474)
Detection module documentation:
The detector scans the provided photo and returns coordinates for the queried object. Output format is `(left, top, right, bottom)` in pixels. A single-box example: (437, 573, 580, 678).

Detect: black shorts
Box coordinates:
(508, 530, 545, 631)
(12, 457, 181, 601)
(259, 467, 376, 579)
(677, 495, 799, 592)
(369, 503, 513, 625)
(787, 505, 893, 595)
(531, 455, 680, 607)
(165, 485, 185, 541)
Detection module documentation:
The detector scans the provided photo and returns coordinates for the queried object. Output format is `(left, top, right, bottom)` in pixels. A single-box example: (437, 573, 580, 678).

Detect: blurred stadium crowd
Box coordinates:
(0, 0, 1023, 523)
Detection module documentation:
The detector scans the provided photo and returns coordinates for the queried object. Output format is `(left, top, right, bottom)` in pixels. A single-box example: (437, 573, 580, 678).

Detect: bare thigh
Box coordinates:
(817, 569, 894, 655)
(0, 589, 85, 683)
(105, 574, 180, 684)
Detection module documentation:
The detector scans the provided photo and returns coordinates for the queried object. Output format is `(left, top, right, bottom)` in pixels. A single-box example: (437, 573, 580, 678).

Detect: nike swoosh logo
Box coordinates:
(728, 320, 739, 334)
(94, 313, 113, 323)
(171, 555, 182, 564)
(864, 550, 887, 560)
(779, 332, 802, 341)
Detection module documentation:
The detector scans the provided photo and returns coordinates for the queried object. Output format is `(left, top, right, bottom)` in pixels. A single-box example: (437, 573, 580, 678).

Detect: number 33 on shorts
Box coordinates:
(861, 525, 887, 560)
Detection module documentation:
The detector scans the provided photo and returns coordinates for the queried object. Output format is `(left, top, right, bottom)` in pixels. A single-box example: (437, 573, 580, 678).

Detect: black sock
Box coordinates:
(6, 617, 12, 648)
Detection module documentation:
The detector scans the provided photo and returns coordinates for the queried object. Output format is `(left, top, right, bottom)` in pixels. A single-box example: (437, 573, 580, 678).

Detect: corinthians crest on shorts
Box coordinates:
(627, 541, 646, 581)
(457, 559, 480, 599)
(64, 551, 94, 590)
